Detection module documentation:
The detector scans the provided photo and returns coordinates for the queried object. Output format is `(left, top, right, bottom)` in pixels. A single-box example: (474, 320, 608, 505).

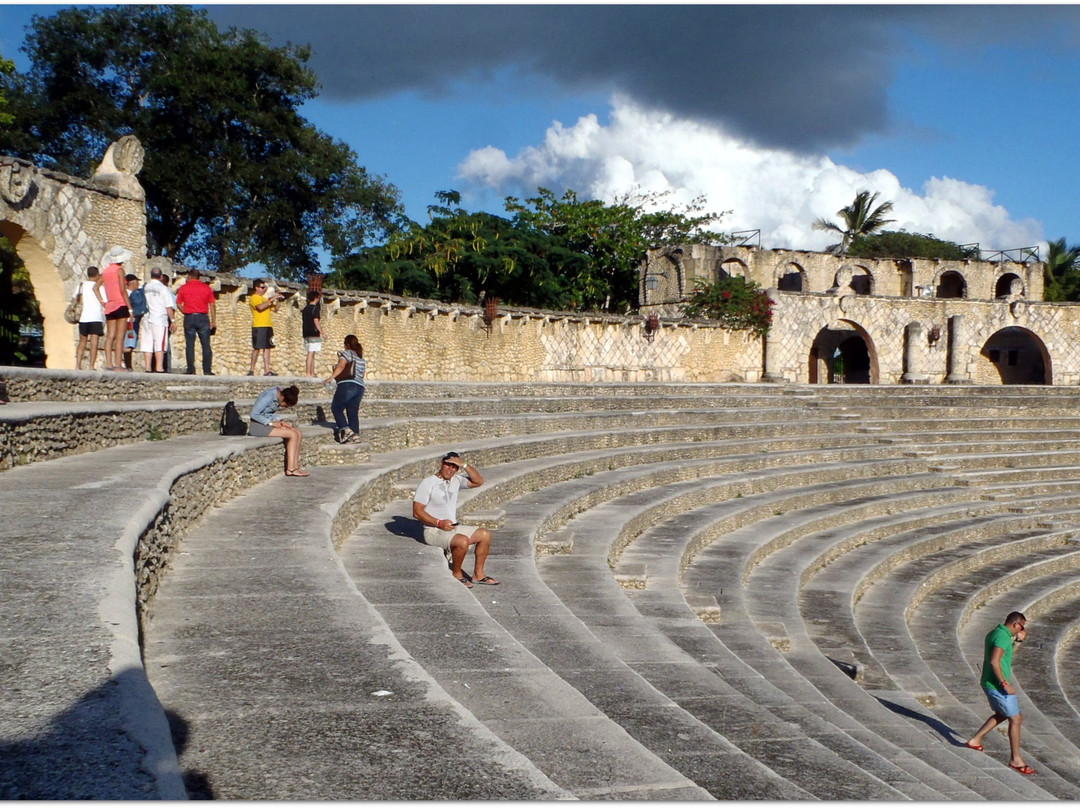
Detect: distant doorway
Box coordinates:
(810, 325, 875, 384)
(978, 327, 1050, 384)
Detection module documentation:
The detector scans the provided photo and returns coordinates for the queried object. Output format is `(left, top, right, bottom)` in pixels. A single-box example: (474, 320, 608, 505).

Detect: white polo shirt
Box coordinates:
(413, 473, 466, 522)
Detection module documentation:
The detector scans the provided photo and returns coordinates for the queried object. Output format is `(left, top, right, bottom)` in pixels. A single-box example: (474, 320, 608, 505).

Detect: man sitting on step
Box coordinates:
(412, 452, 499, 589)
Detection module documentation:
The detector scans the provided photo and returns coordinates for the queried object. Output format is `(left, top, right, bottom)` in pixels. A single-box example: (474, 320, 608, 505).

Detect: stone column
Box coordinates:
(901, 321, 928, 384)
(945, 314, 971, 383)
(760, 288, 785, 383)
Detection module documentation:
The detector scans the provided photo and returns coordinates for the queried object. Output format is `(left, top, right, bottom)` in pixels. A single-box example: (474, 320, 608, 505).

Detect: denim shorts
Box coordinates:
(984, 687, 1020, 718)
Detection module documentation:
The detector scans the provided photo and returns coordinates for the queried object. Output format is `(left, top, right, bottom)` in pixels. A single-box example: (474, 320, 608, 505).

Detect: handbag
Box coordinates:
(123, 321, 137, 350)
(64, 289, 83, 325)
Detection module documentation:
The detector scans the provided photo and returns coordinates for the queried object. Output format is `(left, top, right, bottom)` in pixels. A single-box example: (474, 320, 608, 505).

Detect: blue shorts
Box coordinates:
(984, 687, 1020, 718)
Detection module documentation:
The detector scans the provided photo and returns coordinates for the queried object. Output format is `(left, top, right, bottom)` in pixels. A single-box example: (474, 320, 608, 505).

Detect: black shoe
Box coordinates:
(184, 369, 196, 375)
(204, 371, 215, 376)
(333, 429, 342, 444)
(265, 371, 278, 376)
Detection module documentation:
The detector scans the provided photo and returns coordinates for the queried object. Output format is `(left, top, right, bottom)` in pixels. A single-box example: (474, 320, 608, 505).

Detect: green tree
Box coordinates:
(0, 5, 402, 280)
(505, 187, 730, 312)
(848, 230, 979, 261)
(813, 190, 895, 255)
(332, 191, 583, 308)
(0, 54, 14, 128)
(1043, 237, 1080, 302)
(681, 276, 773, 336)
(0, 236, 44, 365)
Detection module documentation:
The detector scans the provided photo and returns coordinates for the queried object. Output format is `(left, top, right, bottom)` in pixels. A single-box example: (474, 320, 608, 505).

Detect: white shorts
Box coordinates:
(139, 319, 169, 353)
(421, 523, 481, 551)
(305, 338, 322, 353)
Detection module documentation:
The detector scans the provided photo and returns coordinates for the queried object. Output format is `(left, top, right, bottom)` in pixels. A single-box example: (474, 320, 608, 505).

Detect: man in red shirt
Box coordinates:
(174, 269, 218, 375)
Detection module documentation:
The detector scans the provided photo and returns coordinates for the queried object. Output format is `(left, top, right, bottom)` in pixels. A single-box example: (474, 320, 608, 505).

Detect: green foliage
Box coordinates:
(0, 54, 14, 128)
(506, 187, 730, 312)
(681, 276, 773, 337)
(0, 237, 44, 365)
(848, 230, 979, 260)
(813, 190, 895, 255)
(1044, 237, 1080, 302)
(332, 187, 728, 312)
(0, 5, 403, 281)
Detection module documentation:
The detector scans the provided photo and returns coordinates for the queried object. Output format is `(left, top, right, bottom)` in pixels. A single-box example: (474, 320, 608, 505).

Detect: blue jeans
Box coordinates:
(331, 382, 365, 434)
(183, 312, 213, 374)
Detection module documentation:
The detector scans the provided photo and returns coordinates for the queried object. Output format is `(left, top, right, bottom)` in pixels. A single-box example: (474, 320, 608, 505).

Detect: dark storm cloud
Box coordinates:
(204, 4, 1080, 153)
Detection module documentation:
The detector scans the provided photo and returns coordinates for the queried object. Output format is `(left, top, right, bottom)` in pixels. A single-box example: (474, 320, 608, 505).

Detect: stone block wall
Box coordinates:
(147, 271, 762, 383)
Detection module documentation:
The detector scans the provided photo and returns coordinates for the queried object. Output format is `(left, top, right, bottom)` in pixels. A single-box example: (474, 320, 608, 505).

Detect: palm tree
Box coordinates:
(1043, 237, 1080, 301)
(813, 190, 896, 255)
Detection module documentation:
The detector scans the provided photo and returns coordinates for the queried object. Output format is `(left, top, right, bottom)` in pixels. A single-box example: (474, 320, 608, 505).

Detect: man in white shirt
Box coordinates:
(412, 452, 499, 589)
(139, 267, 176, 373)
(76, 266, 106, 370)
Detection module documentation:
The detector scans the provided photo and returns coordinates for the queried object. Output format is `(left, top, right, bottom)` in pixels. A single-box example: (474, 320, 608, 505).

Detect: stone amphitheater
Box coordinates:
(5, 366, 1080, 800)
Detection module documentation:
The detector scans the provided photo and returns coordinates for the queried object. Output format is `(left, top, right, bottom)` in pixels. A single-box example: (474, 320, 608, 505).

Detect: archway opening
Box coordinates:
(0, 224, 46, 366)
(810, 325, 874, 384)
(718, 258, 747, 281)
(936, 270, 966, 299)
(778, 263, 805, 292)
(978, 327, 1050, 385)
(850, 267, 873, 296)
(995, 273, 1023, 298)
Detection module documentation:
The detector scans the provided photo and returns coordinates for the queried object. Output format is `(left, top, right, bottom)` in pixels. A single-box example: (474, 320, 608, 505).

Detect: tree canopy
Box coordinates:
(847, 230, 979, 261)
(332, 188, 730, 313)
(813, 190, 895, 255)
(0, 5, 403, 281)
(1043, 237, 1080, 302)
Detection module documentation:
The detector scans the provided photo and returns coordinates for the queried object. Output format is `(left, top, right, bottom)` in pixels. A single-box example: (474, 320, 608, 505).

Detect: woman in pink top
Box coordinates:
(94, 246, 134, 371)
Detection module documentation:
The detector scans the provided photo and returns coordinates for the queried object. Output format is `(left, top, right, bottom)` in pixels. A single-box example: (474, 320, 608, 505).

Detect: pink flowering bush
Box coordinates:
(682, 276, 773, 336)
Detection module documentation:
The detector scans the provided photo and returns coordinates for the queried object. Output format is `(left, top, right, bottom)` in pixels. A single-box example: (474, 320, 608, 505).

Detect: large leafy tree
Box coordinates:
(0, 53, 14, 128)
(1043, 237, 1080, 302)
(813, 190, 895, 255)
(848, 230, 979, 261)
(506, 187, 730, 312)
(331, 191, 583, 308)
(0, 5, 402, 280)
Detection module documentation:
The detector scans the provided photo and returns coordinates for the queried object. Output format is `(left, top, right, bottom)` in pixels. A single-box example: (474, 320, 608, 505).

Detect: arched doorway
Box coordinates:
(936, 270, 967, 298)
(777, 262, 805, 292)
(978, 327, 1050, 384)
(809, 322, 876, 384)
(995, 273, 1023, 298)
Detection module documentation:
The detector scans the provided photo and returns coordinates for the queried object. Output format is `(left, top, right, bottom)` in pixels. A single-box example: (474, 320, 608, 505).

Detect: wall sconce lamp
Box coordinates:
(927, 325, 941, 347)
(644, 272, 666, 292)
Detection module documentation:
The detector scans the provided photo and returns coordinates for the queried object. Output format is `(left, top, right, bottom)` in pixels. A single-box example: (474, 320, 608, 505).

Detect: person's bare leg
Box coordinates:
(1008, 714, 1026, 767)
(76, 335, 88, 369)
(263, 349, 273, 374)
(450, 535, 469, 580)
(88, 334, 100, 369)
(968, 713, 1004, 748)
(470, 528, 496, 581)
(249, 349, 260, 374)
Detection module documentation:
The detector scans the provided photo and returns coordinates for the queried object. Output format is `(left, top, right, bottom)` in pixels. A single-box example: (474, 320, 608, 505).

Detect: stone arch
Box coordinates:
(995, 272, 1024, 298)
(0, 148, 147, 369)
(833, 263, 874, 296)
(776, 261, 806, 292)
(808, 319, 878, 384)
(935, 269, 967, 299)
(976, 326, 1050, 385)
(718, 258, 747, 281)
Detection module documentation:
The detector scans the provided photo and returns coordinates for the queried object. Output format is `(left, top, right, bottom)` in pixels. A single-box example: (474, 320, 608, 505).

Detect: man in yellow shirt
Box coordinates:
(248, 278, 283, 376)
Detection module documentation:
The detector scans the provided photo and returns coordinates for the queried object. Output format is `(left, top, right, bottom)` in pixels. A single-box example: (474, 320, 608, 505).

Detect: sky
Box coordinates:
(1, 4, 1078, 260)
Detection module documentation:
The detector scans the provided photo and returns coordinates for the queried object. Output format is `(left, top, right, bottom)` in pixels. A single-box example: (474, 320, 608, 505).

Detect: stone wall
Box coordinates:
(1, 149, 147, 368)
(137, 271, 762, 383)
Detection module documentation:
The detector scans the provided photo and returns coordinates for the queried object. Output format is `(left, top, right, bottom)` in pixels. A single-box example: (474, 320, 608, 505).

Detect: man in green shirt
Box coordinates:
(965, 611, 1033, 775)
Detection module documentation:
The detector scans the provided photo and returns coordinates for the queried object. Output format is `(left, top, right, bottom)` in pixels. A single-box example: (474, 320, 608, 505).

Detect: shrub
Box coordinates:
(682, 276, 773, 336)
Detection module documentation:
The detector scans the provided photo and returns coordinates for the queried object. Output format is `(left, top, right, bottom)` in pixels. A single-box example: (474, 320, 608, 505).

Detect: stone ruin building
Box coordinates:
(639, 243, 1080, 386)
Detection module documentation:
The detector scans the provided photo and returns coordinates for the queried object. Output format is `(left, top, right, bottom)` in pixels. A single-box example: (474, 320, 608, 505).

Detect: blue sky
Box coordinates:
(2, 4, 1079, 259)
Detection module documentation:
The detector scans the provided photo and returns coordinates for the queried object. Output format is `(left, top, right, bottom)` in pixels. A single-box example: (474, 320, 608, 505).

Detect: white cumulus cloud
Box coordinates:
(457, 97, 1044, 254)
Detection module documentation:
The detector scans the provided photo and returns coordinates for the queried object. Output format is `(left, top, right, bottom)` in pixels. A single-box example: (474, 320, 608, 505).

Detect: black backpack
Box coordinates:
(220, 400, 247, 436)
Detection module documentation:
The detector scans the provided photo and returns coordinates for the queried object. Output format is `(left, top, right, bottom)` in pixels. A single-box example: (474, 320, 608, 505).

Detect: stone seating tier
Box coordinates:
(6, 368, 1080, 799)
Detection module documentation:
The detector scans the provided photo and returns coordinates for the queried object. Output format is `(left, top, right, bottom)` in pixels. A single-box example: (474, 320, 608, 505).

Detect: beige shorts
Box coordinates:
(421, 523, 481, 550)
